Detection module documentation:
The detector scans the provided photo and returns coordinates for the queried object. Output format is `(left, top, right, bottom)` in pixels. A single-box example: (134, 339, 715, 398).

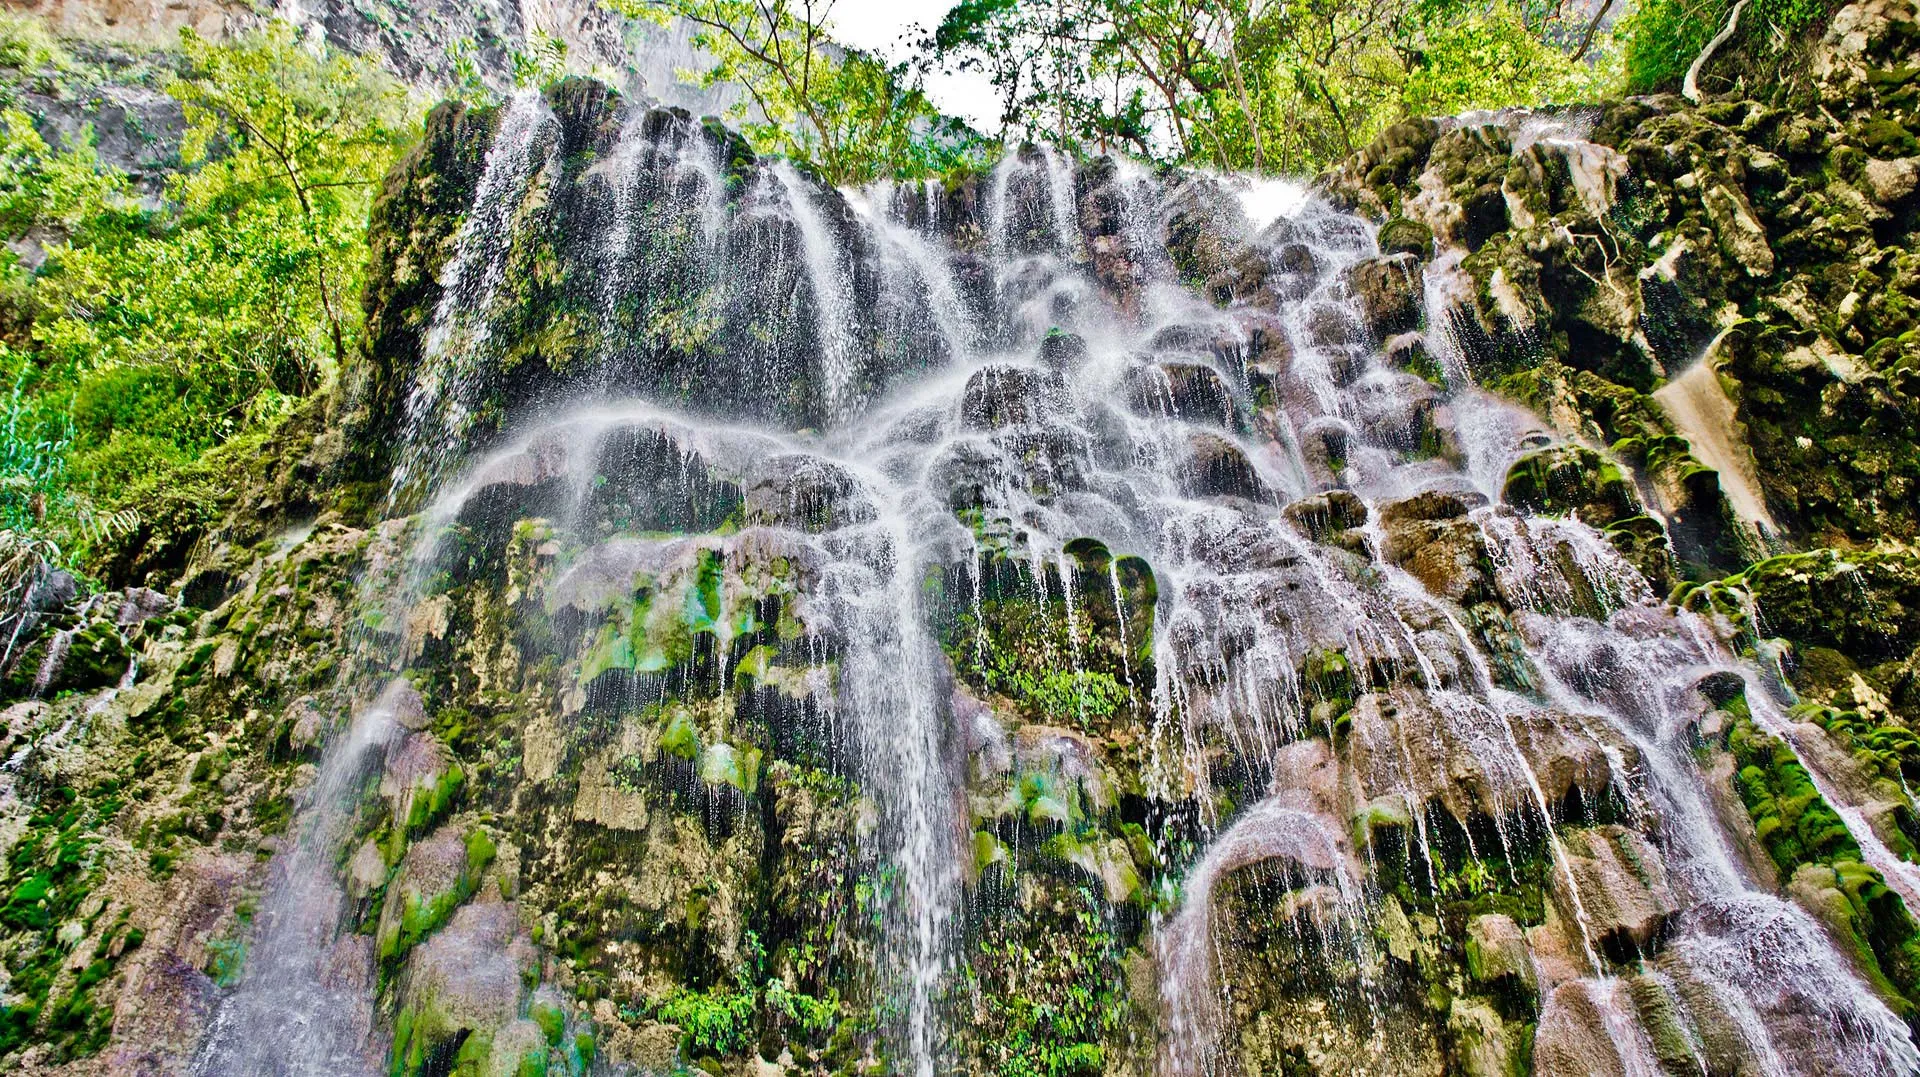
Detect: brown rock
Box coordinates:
(1344, 253, 1423, 339)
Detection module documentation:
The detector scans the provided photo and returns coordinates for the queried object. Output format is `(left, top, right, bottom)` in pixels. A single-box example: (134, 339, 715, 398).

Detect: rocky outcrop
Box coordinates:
(13, 0, 636, 98)
(15, 2, 1920, 1073)
(1325, 0, 1920, 551)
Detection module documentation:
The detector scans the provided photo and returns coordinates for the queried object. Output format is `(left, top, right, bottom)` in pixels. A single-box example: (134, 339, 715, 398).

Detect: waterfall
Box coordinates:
(390, 91, 558, 505)
(214, 89, 1920, 1076)
(1654, 346, 1778, 537)
(773, 161, 862, 423)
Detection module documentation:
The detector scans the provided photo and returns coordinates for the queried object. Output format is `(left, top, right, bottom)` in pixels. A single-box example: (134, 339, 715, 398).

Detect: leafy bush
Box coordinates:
(656, 986, 758, 1056)
(1618, 0, 1726, 93)
(0, 19, 414, 566)
(1620, 0, 1839, 93)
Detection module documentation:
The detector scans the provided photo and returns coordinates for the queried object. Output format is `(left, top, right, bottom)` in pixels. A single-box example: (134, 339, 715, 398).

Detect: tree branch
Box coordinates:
(1683, 0, 1748, 104)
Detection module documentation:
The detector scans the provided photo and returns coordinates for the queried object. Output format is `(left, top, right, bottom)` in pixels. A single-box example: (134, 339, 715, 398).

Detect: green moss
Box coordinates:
(377, 828, 498, 966)
(1718, 695, 1920, 1016)
(660, 708, 701, 761)
(403, 763, 466, 838)
(1727, 705, 1862, 870)
(205, 936, 247, 988)
(1502, 445, 1638, 526)
(1861, 117, 1920, 156)
(531, 1000, 565, 1045)
(973, 829, 1010, 877)
(1301, 648, 1355, 727)
(696, 741, 761, 794)
(1378, 217, 1434, 259)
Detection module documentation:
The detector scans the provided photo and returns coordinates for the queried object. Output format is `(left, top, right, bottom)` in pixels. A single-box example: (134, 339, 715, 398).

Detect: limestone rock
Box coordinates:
(1555, 826, 1677, 960)
(1344, 253, 1424, 339)
(1379, 491, 1493, 603)
(1465, 913, 1536, 991)
(1126, 362, 1238, 428)
(961, 365, 1068, 429)
(1378, 217, 1434, 259)
(1864, 156, 1920, 204)
(1184, 432, 1270, 501)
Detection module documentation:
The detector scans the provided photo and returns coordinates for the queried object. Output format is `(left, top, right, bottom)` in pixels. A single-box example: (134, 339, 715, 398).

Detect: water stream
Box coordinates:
(199, 92, 1920, 1075)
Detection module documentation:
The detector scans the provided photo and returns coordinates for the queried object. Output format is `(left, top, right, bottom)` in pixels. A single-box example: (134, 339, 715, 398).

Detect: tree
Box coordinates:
(0, 21, 415, 553)
(166, 23, 411, 379)
(933, 0, 1617, 174)
(604, 0, 986, 183)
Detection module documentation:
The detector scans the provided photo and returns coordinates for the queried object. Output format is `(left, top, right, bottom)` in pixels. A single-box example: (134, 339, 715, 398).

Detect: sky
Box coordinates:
(820, 0, 1003, 131)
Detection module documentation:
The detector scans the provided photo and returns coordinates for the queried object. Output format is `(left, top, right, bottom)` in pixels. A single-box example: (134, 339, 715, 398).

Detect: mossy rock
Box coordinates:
(1377, 217, 1434, 259)
(1502, 445, 1639, 527)
(377, 826, 498, 966)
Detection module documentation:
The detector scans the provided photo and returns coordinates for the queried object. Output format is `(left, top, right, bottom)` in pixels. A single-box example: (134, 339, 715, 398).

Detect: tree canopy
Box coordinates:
(928, 0, 1614, 171)
(606, 0, 988, 183)
(0, 18, 413, 558)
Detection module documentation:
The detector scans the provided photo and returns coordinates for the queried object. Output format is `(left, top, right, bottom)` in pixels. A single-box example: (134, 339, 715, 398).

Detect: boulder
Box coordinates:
(1305, 303, 1364, 349)
(1503, 445, 1639, 527)
(583, 424, 743, 534)
(395, 902, 539, 1071)
(1448, 997, 1519, 1077)
(376, 825, 495, 964)
(1126, 362, 1237, 428)
(1038, 330, 1088, 370)
(1184, 433, 1270, 501)
(1533, 980, 1636, 1077)
(743, 454, 874, 532)
(1864, 156, 1920, 204)
(1283, 490, 1368, 546)
(1554, 826, 1677, 961)
(1377, 217, 1434, 259)
(961, 365, 1068, 429)
(1379, 491, 1493, 602)
(1344, 254, 1423, 339)
(1465, 913, 1536, 991)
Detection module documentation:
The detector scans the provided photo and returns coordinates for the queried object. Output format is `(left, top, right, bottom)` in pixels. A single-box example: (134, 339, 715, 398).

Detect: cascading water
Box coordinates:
(390, 90, 561, 504)
(204, 84, 1920, 1076)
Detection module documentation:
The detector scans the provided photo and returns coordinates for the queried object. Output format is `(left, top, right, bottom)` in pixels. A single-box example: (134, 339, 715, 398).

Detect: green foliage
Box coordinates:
(637, 930, 845, 1061)
(943, 557, 1142, 733)
(656, 985, 758, 1056)
(970, 887, 1124, 1077)
(1619, 0, 1839, 93)
(933, 0, 1616, 172)
(0, 19, 414, 563)
(512, 29, 574, 89)
(1017, 668, 1130, 725)
(0, 785, 131, 1061)
(1617, 0, 1725, 92)
(604, 0, 988, 183)
(0, 16, 69, 92)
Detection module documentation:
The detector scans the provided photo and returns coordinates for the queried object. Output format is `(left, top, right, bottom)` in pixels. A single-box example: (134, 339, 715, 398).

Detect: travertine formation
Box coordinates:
(5, 3, 1920, 1076)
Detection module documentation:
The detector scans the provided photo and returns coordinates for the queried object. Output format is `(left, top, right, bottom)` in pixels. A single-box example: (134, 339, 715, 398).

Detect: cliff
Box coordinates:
(4, 2, 1920, 1076)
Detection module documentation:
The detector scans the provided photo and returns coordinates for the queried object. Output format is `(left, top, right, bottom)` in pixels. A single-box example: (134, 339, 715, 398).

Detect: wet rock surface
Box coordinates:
(13, 4, 1920, 1073)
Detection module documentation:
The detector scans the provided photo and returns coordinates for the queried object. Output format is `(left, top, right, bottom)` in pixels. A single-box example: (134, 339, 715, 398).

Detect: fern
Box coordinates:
(75, 505, 138, 545)
(0, 528, 61, 673)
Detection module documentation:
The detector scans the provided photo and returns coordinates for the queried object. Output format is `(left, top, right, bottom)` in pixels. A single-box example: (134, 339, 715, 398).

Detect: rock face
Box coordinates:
(13, 0, 635, 97)
(1344, 253, 1424, 339)
(1326, 0, 1920, 553)
(13, 3, 1920, 1075)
